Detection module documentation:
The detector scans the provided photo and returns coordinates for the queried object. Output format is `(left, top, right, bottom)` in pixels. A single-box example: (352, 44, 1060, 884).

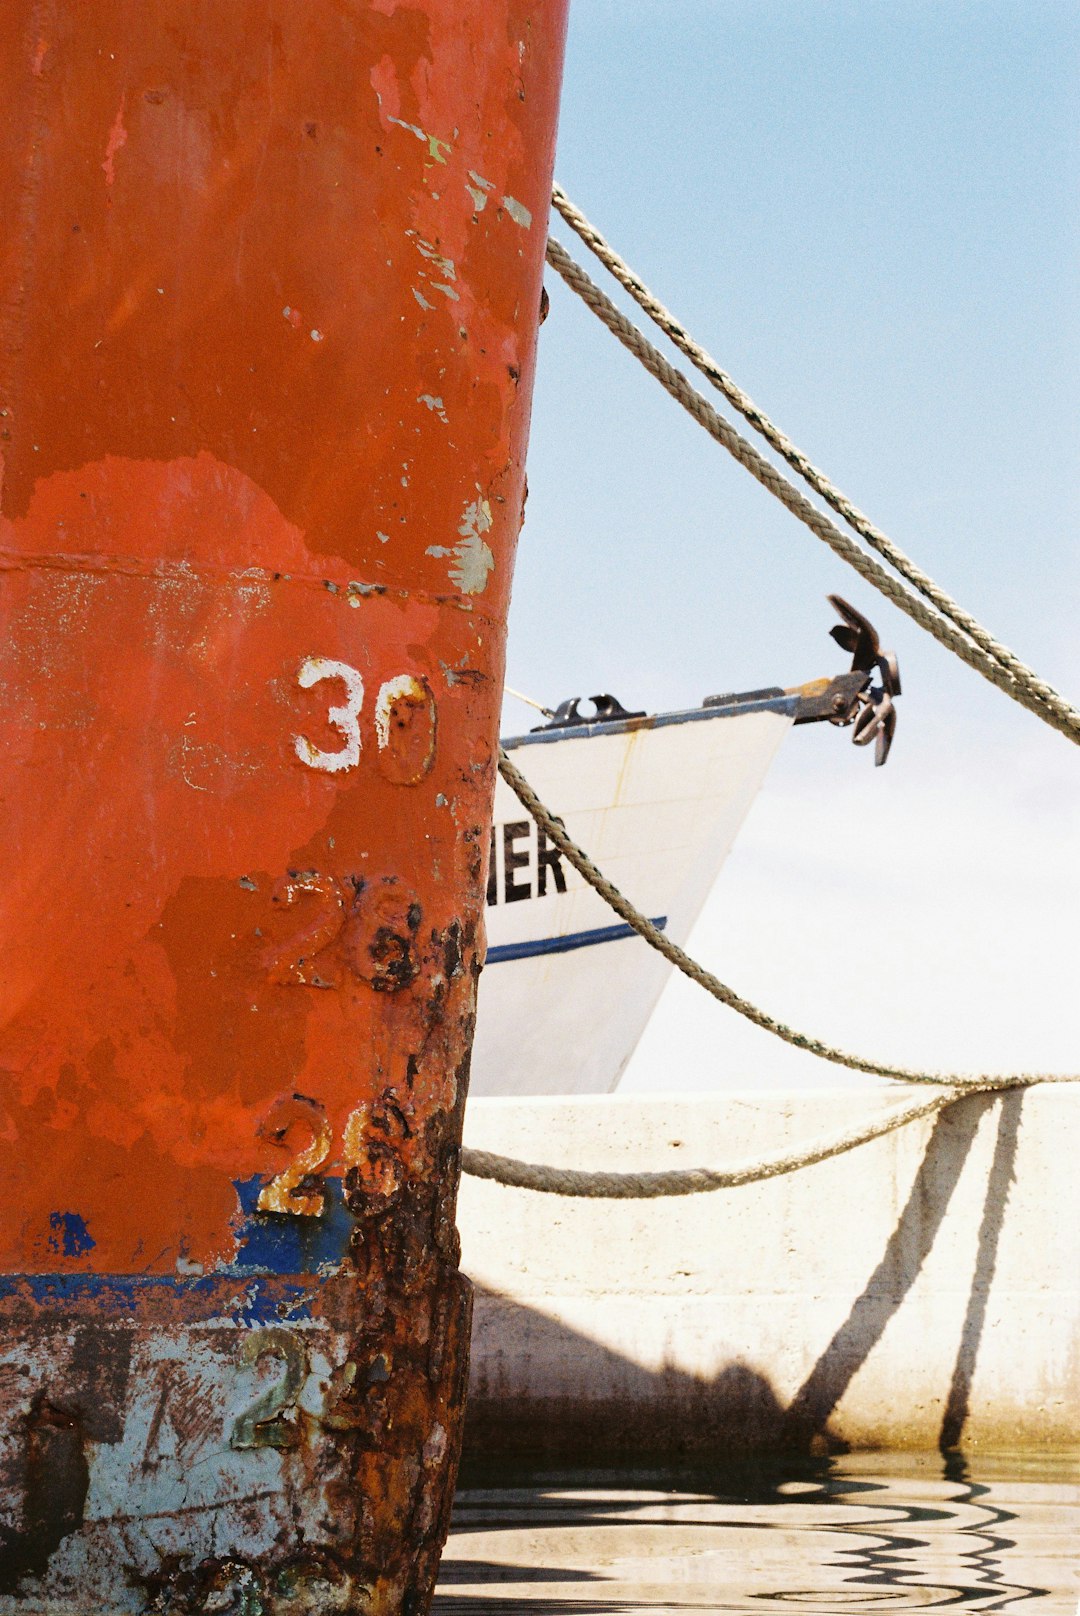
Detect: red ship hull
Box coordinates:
(0, 2, 568, 1606)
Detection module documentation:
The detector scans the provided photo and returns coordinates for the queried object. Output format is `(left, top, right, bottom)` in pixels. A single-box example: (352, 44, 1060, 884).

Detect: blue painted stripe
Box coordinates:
(0, 1178, 357, 1322)
(0, 1272, 318, 1324)
(487, 916, 667, 963)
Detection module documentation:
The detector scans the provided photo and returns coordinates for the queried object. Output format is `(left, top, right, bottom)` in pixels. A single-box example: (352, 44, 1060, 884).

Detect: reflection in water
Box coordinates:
(765, 1461, 1046, 1610)
(436, 1454, 1079, 1614)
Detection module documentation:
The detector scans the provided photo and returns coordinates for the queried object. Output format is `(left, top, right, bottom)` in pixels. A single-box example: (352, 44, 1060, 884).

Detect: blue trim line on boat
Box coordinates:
(487, 916, 667, 963)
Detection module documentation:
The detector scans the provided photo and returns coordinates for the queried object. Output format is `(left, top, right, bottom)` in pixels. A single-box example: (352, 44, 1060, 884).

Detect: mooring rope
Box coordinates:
(490, 747, 1079, 1091)
(543, 234, 1080, 747)
(461, 1086, 968, 1198)
(460, 750, 1075, 1195)
(551, 185, 1077, 738)
(459, 203, 1079, 1197)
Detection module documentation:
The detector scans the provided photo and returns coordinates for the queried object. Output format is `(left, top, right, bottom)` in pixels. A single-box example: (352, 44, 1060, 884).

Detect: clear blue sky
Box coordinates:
(503, 0, 1080, 1088)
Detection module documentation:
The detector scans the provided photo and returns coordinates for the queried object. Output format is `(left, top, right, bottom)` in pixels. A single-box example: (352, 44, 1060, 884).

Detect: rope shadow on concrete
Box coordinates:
(939, 1089, 1024, 1454)
(779, 1090, 999, 1450)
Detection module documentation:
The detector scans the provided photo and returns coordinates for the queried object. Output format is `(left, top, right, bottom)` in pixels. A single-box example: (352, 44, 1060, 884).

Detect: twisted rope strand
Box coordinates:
(544, 235, 1080, 746)
(551, 185, 1075, 733)
(461, 1087, 966, 1197)
(496, 747, 1079, 1092)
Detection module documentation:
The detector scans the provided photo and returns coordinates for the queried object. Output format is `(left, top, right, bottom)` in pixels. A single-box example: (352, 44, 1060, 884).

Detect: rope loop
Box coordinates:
(463, 1088, 966, 1197)
(455, 752, 1078, 1197)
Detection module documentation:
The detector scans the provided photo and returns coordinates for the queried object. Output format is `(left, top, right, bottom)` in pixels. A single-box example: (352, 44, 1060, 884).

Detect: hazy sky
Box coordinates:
(501, 0, 1079, 1090)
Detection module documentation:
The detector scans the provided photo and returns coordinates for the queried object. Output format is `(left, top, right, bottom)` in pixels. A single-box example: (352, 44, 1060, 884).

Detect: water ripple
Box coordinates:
(436, 1455, 1079, 1614)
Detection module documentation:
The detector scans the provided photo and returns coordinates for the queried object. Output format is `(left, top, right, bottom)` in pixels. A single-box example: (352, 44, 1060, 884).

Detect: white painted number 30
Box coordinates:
(294, 657, 364, 773)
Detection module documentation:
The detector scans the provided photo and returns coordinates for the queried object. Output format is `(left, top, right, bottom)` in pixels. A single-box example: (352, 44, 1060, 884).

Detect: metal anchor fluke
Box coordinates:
(826, 594, 902, 766)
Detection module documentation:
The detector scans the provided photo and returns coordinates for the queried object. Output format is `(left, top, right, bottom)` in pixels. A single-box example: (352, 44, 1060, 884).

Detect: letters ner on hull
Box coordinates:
(473, 704, 794, 1097)
(0, 4, 569, 1610)
(474, 602, 903, 1098)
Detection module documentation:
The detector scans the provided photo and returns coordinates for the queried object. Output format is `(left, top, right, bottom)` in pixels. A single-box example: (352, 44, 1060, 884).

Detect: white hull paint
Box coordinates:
(472, 700, 795, 1096)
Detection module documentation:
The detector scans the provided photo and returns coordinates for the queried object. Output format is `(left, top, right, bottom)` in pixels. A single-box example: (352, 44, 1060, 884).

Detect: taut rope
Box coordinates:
(457, 753, 1077, 1197)
(458, 192, 1079, 1197)
(544, 228, 1080, 746)
(550, 185, 1077, 741)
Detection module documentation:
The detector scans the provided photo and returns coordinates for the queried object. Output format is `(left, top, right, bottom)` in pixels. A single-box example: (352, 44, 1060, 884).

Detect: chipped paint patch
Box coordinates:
(408, 234, 457, 281)
(374, 674, 437, 783)
(502, 195, 532, 229)
(418, 394, 449, 424)
(48, 1211, 95, 1258)
(374, 674, 422, 750)
(466, 171, 495, 213)
(449, 495, 495, 595)
(407, 234, 460, 307)
(425, 545, 452, 558)
(387, 114, 451, 164)
(102, 98, 128, 188)
(412, 288, 434, 311)
(388, 113, 425, 142)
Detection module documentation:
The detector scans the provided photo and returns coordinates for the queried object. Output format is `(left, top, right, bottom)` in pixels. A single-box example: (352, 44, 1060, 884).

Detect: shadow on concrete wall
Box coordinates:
(938, 1089, 1023, 1453)
(463, 1089, 1023, 1462)
(465, 1295, 807, 1459)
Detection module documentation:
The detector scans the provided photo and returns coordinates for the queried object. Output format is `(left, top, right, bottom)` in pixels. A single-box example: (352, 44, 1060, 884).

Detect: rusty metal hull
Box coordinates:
(0, 2, 567, 1606)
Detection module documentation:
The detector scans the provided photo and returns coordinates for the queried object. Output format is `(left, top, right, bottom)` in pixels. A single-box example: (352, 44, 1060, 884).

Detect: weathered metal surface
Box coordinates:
(0, 2, 568, 1607)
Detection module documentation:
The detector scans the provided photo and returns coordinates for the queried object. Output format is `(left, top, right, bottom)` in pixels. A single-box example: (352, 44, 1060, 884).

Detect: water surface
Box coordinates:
(436, 1453, 1079, 1614)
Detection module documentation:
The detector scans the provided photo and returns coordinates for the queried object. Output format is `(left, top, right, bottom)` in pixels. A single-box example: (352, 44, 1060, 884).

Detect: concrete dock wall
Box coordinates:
(457, 1087, 1079, 1458)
